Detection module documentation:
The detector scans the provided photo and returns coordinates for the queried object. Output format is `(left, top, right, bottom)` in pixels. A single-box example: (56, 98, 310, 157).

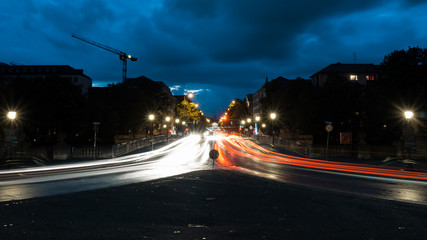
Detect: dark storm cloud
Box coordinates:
(150, 0, 388, 63)
(1, 0, 427, 116)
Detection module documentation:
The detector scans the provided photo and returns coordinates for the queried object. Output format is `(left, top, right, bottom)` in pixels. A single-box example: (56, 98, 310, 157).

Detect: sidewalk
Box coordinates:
(1, 169, 427, 239)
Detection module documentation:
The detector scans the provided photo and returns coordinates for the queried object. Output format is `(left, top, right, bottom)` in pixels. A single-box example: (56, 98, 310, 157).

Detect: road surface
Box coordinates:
(0, 135, 213, 202)
(215, 134, 427, 205)
(1, 133, 426, 206)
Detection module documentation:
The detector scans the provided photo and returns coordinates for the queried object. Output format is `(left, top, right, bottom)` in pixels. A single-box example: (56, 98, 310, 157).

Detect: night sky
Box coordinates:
(1, 0, 427, 117)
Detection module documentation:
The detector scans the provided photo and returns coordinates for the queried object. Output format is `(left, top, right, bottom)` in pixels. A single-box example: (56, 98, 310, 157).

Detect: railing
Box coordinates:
(71, 135, 177, 159)
(252, 135, 409, 161)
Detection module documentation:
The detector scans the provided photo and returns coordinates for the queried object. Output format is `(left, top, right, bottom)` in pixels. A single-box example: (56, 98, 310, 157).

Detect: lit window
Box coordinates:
(366, 75, 375, 81)
(350, 75, 358, 81)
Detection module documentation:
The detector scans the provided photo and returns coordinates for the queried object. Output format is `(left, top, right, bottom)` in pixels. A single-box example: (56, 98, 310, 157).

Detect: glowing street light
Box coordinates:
(404, 111, 414, 120)
(255, 116, 260, 122)
(270, 112, 277, 145)
(7, 111, 16, 120)
(270, 113, 277, 120)
(175, 119, 180, 124)
(187, 92, 194, 99)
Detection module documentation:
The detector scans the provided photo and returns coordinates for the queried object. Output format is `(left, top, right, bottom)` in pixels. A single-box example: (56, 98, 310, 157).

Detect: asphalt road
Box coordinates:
(0, 135, 213, 202)
(1, 170, 427, 240)
(215, 136, 427, 205)
(1, 134, 427, 239)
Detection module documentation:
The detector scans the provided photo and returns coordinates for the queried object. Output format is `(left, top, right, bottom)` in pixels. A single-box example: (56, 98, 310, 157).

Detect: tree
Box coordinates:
(175, 100, 200, 122)
(226, 98, 249, 125)
(375, 46, 427, 143)
(89, 81, 175, 143)
(380, 46, 427, 108)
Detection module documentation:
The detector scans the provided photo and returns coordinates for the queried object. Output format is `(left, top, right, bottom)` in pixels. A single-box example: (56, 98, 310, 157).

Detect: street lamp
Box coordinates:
(187, 92, 194, 100)
(241, 120, 246, 136)
(405, 111, 414, 120)
(165, 116, 171, 141)
(255, 116, 261, 140)
(149, 114, 155, 150)
(270, 112, 277, 145)
(7, 111, 16, 120)
(247, 118, 252, 137)
(270, 113, 277, 120)
(403, 111, 414, 161)
(6, 111, 17, 159)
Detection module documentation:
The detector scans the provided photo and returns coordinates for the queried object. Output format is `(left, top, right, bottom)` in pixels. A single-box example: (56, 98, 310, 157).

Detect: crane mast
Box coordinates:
(72, 34, 137, 82)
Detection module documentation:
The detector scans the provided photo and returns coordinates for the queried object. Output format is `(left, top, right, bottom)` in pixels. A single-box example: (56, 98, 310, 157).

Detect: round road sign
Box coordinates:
(209, 149, 219, 160)
(325, 124, 333, 133)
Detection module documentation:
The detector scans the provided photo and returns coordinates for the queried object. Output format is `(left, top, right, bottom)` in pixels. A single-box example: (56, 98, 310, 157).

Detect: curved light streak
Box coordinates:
(215, 134, 427, 182)
(0, 135, 211, 185)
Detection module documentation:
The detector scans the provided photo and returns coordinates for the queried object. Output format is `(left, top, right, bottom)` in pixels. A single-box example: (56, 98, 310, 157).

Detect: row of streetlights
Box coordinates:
(148, 114, 189, 148)
(240, 113, 276, 128)
(239, 112, 277, 143)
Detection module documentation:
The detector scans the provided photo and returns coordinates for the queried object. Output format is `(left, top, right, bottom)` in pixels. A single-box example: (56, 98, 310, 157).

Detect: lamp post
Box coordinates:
(241, 120, 246, 136)
(182, 121, 186, 135)
(6, 111, 17, 160)
(93, 122, 100, 159)
(247, 118, 252, 137)
(175, 118, 180, 136)
(270, 113, 277, 146)
(165, 116, 171, 142)
(255, 116, 261, 140)
(404, 111, 414, 161)
(149, 114, 155, 150)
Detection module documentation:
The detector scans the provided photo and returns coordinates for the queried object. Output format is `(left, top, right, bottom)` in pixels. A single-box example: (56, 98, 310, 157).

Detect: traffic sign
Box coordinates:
(209, 149, 219, 160)
(325, 124, 333, 133)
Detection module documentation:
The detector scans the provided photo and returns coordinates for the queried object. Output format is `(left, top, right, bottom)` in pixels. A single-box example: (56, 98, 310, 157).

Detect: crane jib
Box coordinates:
(71, 33, 137, 82)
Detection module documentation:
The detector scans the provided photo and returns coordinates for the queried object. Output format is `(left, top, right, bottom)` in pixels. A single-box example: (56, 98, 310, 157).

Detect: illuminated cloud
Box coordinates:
(169, 85, 182, 92)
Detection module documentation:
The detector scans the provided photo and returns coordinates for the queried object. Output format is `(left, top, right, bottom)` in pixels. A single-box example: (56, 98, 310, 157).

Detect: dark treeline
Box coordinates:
(261, 47, 427, 145)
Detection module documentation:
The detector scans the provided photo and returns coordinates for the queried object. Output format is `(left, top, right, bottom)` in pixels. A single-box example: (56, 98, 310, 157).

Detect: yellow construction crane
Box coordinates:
(72, 34, 137, 82)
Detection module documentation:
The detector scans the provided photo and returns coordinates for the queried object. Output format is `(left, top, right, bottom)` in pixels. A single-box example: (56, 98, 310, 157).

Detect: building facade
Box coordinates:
(0, 63, 92, 95)
(310, 63, 380, 87)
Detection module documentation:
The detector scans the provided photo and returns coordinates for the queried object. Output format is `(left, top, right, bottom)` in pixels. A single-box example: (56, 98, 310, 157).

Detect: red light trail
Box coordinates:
(215, 134, 427, 181)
